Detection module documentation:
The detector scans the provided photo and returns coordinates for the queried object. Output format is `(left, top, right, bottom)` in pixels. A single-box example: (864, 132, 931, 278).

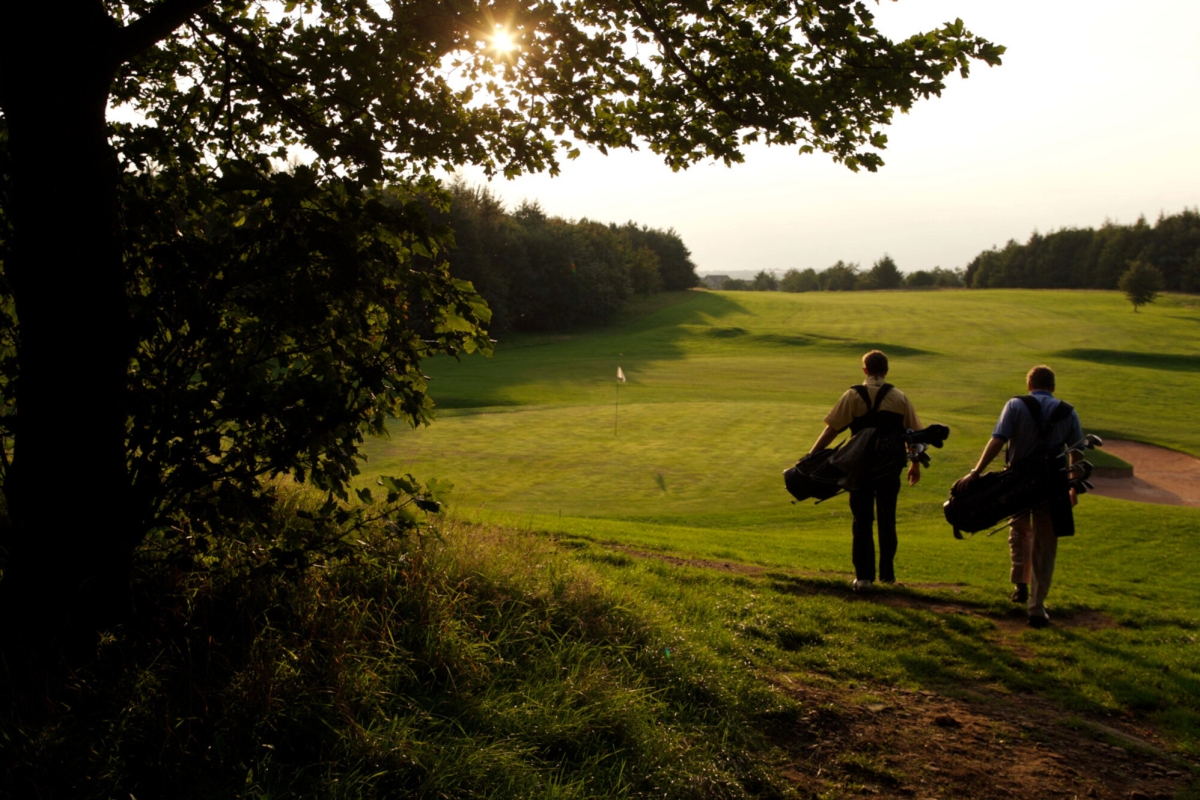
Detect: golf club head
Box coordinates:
(1085, 433, 1103, 449)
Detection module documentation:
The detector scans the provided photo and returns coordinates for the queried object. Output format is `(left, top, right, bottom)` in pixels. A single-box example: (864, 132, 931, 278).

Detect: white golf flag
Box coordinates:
(617, 366, 626, 382)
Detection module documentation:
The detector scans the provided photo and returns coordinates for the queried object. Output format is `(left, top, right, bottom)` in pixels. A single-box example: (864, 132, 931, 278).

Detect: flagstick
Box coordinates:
(614, 379, 619, 436)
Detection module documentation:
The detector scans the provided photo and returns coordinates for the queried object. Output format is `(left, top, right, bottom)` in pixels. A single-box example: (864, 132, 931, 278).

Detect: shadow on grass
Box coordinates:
(425, 291, 935, 408)
(707, 327, 933, 356)
(1052, 348, 1200, 373)
(760, 572, 1200, 747)
(1049, 625, 1200, 717)
(424, 291, 750, 408)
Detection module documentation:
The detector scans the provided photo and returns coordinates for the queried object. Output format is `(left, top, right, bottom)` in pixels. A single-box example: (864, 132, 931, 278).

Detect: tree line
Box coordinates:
(719, 256, 963, 292)
(963, 208, 1200, 291)
(440, 181, 698, 332)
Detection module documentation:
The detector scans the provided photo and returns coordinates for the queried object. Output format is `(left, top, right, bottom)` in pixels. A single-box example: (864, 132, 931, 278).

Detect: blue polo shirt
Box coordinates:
(992, 390, 1083, 465)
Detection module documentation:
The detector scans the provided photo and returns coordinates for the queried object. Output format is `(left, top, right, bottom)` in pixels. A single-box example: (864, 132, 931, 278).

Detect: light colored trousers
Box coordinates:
(1008, 501, 1057, 619)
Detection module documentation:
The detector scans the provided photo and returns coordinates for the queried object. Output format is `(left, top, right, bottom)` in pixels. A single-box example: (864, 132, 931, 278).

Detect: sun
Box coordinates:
(489, 26, 517, 54)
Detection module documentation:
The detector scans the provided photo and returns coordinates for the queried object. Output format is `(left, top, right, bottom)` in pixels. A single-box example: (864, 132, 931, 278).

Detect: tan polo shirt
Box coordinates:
(824, 375, 921, 432)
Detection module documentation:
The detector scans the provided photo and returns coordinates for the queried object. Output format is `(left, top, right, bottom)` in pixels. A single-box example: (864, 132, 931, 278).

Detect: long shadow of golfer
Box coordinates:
(666, 565, 1132, 711)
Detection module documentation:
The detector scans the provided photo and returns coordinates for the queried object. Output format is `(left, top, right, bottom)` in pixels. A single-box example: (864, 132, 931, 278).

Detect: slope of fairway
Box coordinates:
(361, 288, 1200, 525)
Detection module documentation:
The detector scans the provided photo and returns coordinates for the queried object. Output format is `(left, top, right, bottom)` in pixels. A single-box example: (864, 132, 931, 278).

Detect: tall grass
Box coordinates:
(1, 506, 797, 798)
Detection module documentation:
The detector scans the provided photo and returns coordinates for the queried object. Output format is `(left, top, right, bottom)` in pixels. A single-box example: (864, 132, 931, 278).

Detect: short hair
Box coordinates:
(862, 350, 889, 377)
(1027, 365, 1055, 391)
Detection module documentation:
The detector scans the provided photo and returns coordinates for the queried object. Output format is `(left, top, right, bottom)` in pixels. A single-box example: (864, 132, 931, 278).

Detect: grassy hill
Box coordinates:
(358, 289, 1200, 768)
(13, 290, 1199, 799)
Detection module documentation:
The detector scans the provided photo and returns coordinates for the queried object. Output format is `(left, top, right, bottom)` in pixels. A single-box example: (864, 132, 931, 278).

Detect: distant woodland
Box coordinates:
(712, 209, 1200, 296)
(717, 257, 963, 292)
(439, 199, 1199, 329)
(442, 182, 698, 332)
(963, 208, 1200, 291)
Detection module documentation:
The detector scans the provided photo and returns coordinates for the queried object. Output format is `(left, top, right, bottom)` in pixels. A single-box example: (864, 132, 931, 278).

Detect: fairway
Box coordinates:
(358, 286, 1200, 606)
(359, 288, 1200, 573)
(362, 288, 1200, 524)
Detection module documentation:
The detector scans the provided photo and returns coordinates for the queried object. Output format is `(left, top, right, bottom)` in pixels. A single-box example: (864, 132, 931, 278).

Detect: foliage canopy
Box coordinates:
(0, 0, 1002, 653)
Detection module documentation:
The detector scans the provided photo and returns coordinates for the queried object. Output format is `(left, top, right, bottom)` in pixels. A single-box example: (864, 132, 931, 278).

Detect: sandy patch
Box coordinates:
(1088, 439, 1200, 506)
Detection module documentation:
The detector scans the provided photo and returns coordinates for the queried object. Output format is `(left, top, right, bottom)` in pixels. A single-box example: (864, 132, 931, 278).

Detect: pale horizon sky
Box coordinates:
(460, 1, 1200, 276)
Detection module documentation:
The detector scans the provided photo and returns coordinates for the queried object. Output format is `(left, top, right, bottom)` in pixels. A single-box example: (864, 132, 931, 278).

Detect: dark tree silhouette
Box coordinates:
(1118, 260, 1164, 312)
(0, 0, 1003, 663)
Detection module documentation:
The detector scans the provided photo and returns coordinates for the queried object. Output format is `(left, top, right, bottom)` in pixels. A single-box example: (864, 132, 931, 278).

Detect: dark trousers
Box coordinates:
(848, 470, 902, 582)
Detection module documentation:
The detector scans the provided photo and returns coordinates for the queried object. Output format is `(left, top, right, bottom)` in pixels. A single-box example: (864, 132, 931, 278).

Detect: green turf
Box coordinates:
(361, 288, 1200, 518)
(358, 288, 1200, 752)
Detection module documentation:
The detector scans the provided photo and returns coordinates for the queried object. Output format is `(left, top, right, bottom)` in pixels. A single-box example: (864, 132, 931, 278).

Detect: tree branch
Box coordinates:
(623, 0, 752, 128)
(113, 0, 216, 64)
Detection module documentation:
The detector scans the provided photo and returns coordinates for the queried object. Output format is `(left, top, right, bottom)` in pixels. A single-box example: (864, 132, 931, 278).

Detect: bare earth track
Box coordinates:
(606, 443, 1200, 798)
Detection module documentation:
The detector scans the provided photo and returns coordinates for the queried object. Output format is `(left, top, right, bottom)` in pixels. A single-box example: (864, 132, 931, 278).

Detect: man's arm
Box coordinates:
(904, 396, 922, 485)
(808, 425, 840, 455)
(953, 436, 1006, 492)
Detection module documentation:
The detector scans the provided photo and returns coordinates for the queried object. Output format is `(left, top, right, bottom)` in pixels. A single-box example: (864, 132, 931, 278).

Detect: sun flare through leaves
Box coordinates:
(489, 26, 518, 55)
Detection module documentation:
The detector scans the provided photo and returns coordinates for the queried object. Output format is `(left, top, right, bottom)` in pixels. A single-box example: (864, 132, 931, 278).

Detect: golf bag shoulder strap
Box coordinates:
(1016, 395, 1074, 440)
(851, 383, 892, 412)
(1050, 400, 1074, 424)
(1011, 396, 1076, 468)
(851, 384, 870, 406)
(848, 383, 894, 435)
(1017, 394, 1040, 425)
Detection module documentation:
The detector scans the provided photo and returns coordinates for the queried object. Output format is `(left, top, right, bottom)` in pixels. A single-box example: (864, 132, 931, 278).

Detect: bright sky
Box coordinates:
(461, 1, 1200, 276)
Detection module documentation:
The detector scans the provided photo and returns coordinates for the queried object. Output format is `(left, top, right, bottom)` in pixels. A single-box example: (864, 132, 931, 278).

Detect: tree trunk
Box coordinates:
(0, 7, 135, 671)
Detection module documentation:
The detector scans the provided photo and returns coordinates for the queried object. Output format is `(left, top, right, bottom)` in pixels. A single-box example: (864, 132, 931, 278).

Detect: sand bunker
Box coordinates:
(1087, 439, 1200, 506)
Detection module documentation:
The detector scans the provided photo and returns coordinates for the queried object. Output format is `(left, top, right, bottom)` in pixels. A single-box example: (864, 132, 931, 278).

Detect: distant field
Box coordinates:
(361, 288, 1200, 522)
(358, 288, 1200, 755)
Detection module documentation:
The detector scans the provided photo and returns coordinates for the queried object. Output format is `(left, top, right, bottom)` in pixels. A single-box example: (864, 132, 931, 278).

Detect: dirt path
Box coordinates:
(1088, 439, 1200, 507)
(770, 675, 1192, 800)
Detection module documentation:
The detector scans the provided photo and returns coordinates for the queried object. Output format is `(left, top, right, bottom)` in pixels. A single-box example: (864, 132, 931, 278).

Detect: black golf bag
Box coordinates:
(943, 395, 1085, 538)
(783, 448, 843, 502)
(942, 449, 1074, 538)
(784, 422, 951, 503)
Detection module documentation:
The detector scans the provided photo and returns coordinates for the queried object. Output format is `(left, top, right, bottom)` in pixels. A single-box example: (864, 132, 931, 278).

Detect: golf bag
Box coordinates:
(942, 449, 1074, 537)
(784, 422, 951, 504)
(783, 448, 843, 502)
(943, 396, 1086, 538)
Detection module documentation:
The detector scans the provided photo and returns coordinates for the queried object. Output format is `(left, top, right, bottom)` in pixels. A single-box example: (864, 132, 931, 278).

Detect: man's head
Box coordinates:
(1026, 364, 1056, 392)
(862, 350, 889, 378)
